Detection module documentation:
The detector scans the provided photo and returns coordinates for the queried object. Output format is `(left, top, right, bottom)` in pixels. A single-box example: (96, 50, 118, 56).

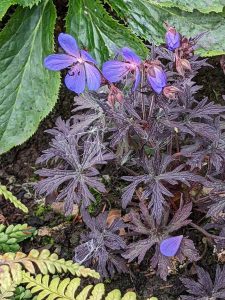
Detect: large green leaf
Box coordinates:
(147, 0, 225, 13)
(106, 0, 225, 57)
(0, 0, 60, 154)
(0, 0, 15, 21)
(16, 0, 43, 7)
(66, 0, 148, 64)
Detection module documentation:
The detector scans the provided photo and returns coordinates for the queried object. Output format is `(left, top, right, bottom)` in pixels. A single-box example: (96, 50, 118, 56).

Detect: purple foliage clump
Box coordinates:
(74, 211, 128, 278)
(181, 265, 225, 299)
(123, 201, 199, 280)
(35, 25, 225, 283)
(35, 119, 114, 214)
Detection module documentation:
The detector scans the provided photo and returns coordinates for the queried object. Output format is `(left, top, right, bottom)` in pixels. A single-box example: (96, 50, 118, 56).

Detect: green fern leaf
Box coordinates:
(89, 283, 105, 300)
(22, 273, 137, 300)
(121, 292, 137, 300)
(105, 290, 136, 300)
(0, 249, 99, 279)
(0, 264, 22, 296)
(105, 290, 122, 300)
(0, 282, 17, 300)
(22, 272, 83, 299)
(0, 224, 36, 252)
(10, 285, 33, 300)
(0, 185, 28, 213)
(0, 251, 137, 300)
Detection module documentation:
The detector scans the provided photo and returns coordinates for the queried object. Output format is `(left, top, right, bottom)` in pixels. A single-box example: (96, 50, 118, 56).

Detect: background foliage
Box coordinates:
(0, 0, 225, 154)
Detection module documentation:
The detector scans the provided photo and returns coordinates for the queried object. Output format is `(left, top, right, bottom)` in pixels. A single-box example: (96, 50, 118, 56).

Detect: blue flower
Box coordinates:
(44, 33, 101, 94)
(147, 62, 167, 94)
(165, 27, 181, 51)
(102, 47, 142, 91)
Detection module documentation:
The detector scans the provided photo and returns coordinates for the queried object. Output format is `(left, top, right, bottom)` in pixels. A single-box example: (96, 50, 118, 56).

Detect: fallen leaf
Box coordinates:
(107, 209, 121, 226)
(51, 202, 79, 216)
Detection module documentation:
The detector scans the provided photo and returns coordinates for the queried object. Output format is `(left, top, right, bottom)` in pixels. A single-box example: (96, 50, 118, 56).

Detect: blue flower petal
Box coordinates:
(85, 63, 101, 91)
(102, 60, 130, 82)
(121, 47, 141, 65)
(166, 31, 181, 51)
(154, 68, 167, 86)
(147, 76, 163, 94)
(58, 33, 80, 57)
(147, 67, 167, 94)
(81, 50, 97, 64)
(44, 54, 76, 71)
(65, 64, 85, 94)
(160, 235, 183, 257)
(132, 67, 141, 91)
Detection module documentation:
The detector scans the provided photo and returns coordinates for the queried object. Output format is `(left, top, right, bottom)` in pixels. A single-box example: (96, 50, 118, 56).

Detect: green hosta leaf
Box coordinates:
(0, 0, 16, 21)
(0, 0, 43, 20)
(0, 0, 60, 154)
(66, 0, 148, 64)
(16, 0, 43, 7)
(106, 0, 225, 57)
(105, 0, 165, 45)
(147, 0, 225, 14)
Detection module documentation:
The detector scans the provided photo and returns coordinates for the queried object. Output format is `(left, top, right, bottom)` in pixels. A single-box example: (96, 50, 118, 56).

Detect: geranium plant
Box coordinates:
(35, 25, 225, 292)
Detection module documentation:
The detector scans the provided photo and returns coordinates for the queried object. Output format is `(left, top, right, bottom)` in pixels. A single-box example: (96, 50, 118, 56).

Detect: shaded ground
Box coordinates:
(0, 59, 224, 299)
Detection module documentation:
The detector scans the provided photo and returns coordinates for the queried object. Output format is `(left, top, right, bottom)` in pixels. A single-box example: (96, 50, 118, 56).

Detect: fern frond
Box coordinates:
(0, 264, 21, 297)
(10, 286, 33, 300)
(0, 185, 28, 213)
(105, 290, 136, 300)
(0, 224, 36, 252)
(0, 248, 136, 300)
(22, 272, 89, 300)
(0, 249, 99, 286)
(0, 249, 99, 298)
(22, 273, 136, 300)
(0, 282, 17, 300)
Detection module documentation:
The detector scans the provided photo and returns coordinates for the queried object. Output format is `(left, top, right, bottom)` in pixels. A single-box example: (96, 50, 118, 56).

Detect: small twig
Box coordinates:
(198, 190, 225, 202)
(199, 237, 208, 260)
(140, 69, 146, 120)
(148, 94, 155, 118)
(190, 222, 225, 241)
(120, 165, 139, 176)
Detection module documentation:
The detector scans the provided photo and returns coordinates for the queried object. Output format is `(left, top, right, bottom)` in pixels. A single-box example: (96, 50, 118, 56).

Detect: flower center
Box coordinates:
(77, 57, 84, 64)
(129, 62, 137, 70)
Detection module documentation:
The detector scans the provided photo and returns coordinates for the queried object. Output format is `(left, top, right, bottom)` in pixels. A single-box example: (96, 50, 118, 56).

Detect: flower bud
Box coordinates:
(146, 61, 167, 94)
(180, 37, 195, 58)
(165, 27, 181, 51)
(175, 53, 191, 76)
(108, 94, 115, 107)
(163, 86, 180, 99)
(108, 85, 123, 107)
(116, 92, 123, 103)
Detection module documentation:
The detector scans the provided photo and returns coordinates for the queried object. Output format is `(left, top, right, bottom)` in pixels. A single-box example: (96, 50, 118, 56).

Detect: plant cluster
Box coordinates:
(0, 226, 140, 300)
(0, 224, 36, 252)
(0, 247, 138, 300)
(31, 24, 225, 297)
